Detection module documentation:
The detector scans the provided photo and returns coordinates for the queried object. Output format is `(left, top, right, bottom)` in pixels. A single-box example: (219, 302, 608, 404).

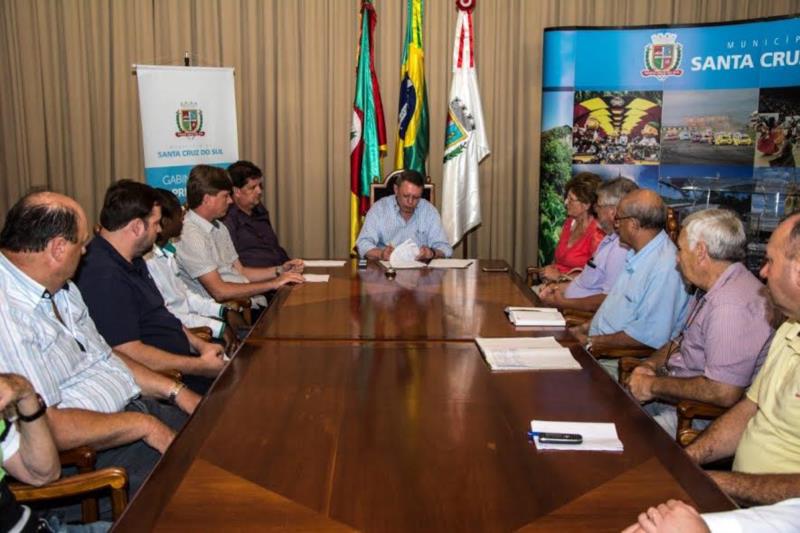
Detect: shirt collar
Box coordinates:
(0, 251, 49, 308)
(186, 209, 218, 234)
(704, 262, 744, 303)
(625, 230, 668, 271)
(783, 320, 800, 354)
(91, 235, 150, 275)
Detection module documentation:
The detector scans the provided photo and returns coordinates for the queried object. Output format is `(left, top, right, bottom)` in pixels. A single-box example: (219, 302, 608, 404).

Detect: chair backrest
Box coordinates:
(370, 171, 435, 207)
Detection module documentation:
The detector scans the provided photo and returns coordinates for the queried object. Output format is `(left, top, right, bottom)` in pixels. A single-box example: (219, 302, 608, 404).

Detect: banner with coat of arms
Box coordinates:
(135, 65, 239, 202)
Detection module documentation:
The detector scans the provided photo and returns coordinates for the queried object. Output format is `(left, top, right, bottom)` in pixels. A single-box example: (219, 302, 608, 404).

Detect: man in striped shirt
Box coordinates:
(626, 209, 773, 437)
(356, 170, 453, 260)
(0, 190, 201, 503)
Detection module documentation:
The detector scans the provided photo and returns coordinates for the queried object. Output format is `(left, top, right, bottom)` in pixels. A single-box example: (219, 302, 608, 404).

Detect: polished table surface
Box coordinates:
(114, 260, 733, 532)
(250, 260, 570, 341)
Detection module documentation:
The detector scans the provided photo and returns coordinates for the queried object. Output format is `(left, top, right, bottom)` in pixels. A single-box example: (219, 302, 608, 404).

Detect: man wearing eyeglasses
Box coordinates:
(682, 213, 800, 506)
(625, 209, 774, 436)
(571, 189, 690, 374)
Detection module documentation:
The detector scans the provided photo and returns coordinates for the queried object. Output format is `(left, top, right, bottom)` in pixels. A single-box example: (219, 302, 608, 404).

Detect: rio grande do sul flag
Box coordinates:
(442, 0, 490, 246)
(394, 0, 429, 175)
(350, 0, 387, 252)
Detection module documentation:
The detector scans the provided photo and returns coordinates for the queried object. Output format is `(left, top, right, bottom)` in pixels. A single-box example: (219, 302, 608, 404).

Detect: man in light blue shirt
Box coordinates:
(356, 170, 453, 260)
(573, 189, 690, 363)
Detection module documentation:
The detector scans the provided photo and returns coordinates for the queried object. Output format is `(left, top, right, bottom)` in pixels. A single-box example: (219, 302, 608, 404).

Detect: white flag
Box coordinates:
(441, 8, 490, 247)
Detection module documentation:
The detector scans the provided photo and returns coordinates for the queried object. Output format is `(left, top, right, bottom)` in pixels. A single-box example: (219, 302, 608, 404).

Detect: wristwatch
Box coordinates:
(167, 381, 186, 404)
(17, 393, 47, 423)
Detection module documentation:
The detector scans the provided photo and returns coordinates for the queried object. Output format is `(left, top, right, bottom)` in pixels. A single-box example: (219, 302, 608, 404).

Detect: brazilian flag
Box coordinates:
(395, 0, 429, 175)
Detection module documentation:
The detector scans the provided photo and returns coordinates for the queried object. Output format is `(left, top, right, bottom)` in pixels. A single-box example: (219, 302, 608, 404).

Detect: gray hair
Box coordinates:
(624, 194, 667, 230)
(682, 208, 746, 262)
(597, 177, 639, 207)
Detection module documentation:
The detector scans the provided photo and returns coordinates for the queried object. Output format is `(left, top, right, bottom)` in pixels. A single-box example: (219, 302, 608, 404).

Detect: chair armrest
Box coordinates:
(188, 326, 213, 341)
(58, 446, 97, 473)
(224, 299, 252, 325)
(160, 369, 183, 382)
(563, 308, 593, 327)
(526, 266, 538, 287)
(10, 467, 129, 520)
(677, 428, 700, 448)
(676, 399, 727, 433)
(617, 356, 647, 386)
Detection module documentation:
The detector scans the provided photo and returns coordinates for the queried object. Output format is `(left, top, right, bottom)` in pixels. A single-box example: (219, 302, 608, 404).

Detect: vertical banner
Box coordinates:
(395, 0, 429, 175)
(350, 0, 387, 254)
(136, 65, 239, 202)
(539, 15, 800, 269)
(441, 1, 490, 247)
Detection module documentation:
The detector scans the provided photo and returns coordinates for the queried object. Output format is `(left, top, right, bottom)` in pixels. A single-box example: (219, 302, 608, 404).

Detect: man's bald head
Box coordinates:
(618, 189, 667, 230)
(0, 190, 87, 253)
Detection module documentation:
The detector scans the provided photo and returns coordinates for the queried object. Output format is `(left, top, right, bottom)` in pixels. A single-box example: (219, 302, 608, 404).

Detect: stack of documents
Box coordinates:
(302, 274, 330, 283)
(379, 259, 426, 270)
(505, 307, 566, 327)
(530, 420, 624, 452)
(303, 260, 346, 267)
(428, 259, 473, 269)
(378, 258, 474, 270)
(475, 336, 580, 371)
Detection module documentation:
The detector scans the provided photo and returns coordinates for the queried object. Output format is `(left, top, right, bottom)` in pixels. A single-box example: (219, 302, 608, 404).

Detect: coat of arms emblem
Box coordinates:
(641, 33, 684, 81)
(175, 102, 205, 137)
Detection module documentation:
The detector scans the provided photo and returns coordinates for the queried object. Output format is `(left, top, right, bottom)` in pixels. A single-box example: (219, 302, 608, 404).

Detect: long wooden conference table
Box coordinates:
(114, 260, 734, 532)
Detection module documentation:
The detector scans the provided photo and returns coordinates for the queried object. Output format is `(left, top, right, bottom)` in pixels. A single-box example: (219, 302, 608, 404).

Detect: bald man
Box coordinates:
(572, 189, 690, 373)
(0, 190, 200, 505)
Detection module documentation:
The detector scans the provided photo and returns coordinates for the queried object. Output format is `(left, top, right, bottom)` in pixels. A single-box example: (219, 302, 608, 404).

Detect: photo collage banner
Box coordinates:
(539, 15, 800, 265)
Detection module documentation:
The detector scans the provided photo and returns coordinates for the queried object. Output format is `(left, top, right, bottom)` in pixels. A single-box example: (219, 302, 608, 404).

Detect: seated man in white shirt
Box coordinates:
(175, 165, 304, 308)
(145, 188, 245, 348)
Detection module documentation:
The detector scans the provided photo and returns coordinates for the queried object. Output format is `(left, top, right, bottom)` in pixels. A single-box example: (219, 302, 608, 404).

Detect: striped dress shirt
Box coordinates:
(0, 253, 140, 412)
(355, 196, 453, 258)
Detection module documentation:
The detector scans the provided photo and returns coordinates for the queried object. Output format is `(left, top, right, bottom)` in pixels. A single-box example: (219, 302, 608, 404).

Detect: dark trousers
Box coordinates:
(53, 397, 188, 522)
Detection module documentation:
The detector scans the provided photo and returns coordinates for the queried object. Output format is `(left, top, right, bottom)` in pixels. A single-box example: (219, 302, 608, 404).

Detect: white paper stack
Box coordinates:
(428, 259, 473, 269)
(505, 306, 566, 327)
(302, 274, 330, 283)
(379, 259, 426, 270)
(303, 260, 346, 267)
(530, 420, 624, 452)
(475, 336, 580, 371)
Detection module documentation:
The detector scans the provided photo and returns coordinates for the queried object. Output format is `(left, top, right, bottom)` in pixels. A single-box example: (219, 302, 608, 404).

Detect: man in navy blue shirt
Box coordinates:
(222, 160, 293, 268)
(76, 180, 225, 393)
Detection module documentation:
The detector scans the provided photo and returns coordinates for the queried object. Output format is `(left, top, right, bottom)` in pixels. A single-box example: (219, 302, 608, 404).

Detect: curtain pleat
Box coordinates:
(1, 0, 798, 271)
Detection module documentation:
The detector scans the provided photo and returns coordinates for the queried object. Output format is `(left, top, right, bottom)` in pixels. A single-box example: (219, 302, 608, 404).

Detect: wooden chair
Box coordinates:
(188, 326, 213, 342)
(369, 170, 435, 207)
(9, 446, 129, 522)
(619, 358, 727, 447)
(223, 299, 252, 326)
(562, 308, 594, 328)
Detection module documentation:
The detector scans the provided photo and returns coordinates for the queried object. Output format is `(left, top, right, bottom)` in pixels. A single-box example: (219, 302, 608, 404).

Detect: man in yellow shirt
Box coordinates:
(685, 213, 800, 505)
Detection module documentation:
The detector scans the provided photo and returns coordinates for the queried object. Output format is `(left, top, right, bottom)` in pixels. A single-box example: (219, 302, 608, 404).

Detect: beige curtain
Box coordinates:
(1, 0, 799, 273)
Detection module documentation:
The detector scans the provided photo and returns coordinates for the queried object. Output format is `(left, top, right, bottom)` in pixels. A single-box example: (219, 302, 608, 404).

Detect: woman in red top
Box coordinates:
(540, 172, 605, 282)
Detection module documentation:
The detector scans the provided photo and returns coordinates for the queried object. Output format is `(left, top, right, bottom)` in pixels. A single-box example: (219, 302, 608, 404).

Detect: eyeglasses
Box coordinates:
(613, 215, 636, 223)
(596, 203, 616, 209)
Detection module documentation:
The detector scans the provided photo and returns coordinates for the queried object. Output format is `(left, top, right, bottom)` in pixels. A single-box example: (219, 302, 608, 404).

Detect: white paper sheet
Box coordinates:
(302, 260, 347, 267)
(428, 259, 473, 269)
(302, 274, 330, 283)
(530, 420, 624, 452)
